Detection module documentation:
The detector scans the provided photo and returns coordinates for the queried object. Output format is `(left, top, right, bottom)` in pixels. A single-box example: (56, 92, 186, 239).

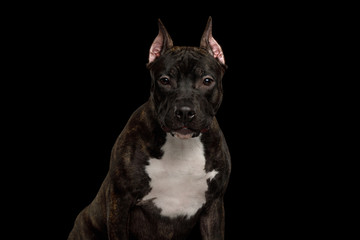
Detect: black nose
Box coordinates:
(175, 106, 196, 123)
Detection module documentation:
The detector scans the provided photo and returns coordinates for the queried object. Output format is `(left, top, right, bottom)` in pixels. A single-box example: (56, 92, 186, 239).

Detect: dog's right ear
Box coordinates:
(148, 19, 173, 64)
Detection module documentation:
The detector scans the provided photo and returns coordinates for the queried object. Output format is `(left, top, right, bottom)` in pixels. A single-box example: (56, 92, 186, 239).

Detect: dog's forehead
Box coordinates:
(167, 46, 208, 57)
(152, 46, 220, 76)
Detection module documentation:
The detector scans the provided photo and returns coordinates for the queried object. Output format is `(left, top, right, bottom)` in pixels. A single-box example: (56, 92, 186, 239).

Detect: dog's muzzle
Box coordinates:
(160, 104, 210, 139)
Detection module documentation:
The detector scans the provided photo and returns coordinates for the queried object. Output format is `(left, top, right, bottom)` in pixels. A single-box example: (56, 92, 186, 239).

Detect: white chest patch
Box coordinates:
(142, 133, 218, 219)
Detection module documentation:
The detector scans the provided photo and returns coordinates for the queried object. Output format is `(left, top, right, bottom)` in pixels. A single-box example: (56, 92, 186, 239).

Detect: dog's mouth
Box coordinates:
(171, 127, 195, 139)
(161, 125, 209, 139)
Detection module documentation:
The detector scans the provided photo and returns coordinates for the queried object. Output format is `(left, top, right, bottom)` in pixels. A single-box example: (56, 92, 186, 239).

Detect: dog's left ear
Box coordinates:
(148, 19, 173, 64)
(200, 17, 225, 65)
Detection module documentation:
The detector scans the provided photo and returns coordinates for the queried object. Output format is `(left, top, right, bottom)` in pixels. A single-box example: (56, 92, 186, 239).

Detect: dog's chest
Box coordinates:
(142, 134, 218, 219)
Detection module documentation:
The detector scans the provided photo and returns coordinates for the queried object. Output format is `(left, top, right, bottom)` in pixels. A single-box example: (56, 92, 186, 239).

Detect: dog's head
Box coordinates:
(147, 17, 227, 139)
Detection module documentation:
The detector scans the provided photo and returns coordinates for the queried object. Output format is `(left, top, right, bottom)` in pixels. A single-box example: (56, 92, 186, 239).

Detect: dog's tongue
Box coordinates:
(173, 128, 194, 139)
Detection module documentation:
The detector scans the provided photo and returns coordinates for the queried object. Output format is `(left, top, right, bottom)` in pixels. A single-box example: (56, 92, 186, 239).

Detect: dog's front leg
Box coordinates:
(200, 198, 226, 240)
(106, 184, 133, 240)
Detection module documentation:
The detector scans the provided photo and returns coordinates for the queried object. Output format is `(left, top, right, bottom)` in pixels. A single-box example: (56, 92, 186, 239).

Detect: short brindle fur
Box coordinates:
(68, 17, 231, 240)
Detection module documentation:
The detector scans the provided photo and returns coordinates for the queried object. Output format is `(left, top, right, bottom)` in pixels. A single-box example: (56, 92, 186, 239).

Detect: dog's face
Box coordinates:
(147, 17, 226, 139)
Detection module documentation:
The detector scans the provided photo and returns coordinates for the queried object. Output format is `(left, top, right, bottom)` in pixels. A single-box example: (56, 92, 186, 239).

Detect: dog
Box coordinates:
(68, 16, 231, 240)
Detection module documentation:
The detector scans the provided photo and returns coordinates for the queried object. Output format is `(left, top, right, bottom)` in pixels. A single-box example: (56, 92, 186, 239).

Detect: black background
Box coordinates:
(14, 5, 340, 240)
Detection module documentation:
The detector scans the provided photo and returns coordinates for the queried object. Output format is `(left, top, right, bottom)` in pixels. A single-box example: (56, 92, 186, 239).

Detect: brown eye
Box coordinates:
(203, 77, 213, 86)
(159, 77, 170, 85)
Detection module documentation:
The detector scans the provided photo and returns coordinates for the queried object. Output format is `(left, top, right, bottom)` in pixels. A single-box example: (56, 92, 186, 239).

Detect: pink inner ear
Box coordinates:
(149, 35, 163, 63)
(209, 37, 225, 65)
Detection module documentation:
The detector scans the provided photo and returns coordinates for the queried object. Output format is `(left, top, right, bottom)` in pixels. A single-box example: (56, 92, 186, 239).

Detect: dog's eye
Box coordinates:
(159, 77, 170, 85)
(203, 77, 213, 86)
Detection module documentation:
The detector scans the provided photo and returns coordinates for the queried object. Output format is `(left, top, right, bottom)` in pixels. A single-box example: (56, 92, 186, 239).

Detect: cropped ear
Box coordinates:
(148, 19, 173, 63)
(200, 16, 225, 65)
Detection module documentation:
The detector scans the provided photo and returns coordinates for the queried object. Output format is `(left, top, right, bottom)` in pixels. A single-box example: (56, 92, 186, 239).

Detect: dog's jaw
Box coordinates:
(171, 127, 194, 139)
(172, 132, 194, 140)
